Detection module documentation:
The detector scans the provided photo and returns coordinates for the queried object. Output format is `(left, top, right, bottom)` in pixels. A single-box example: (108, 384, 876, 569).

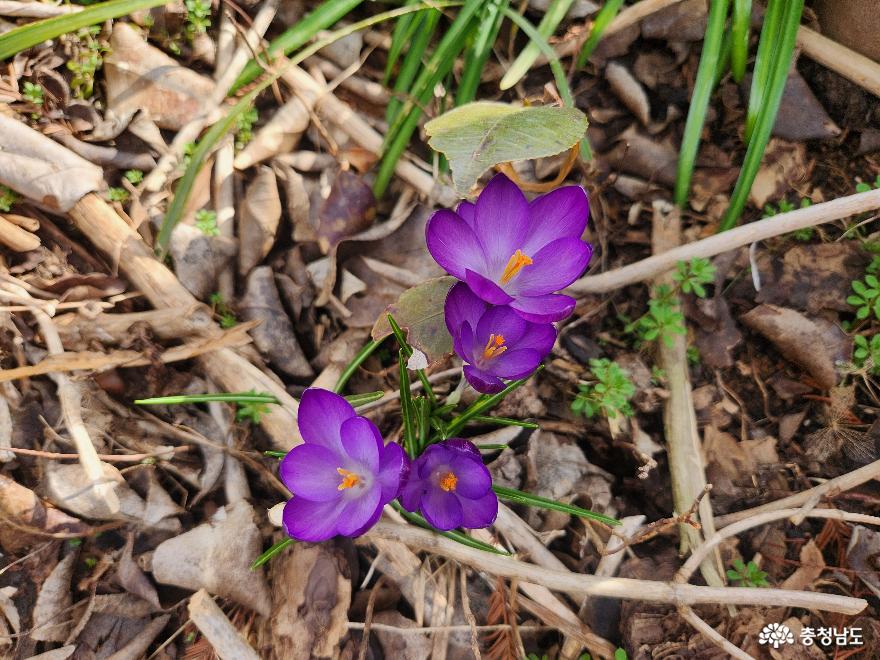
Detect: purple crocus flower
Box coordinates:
(445, 282, 556, 394)
(400, 439, 498, 530)
(426, 173, 591, 323)
(280, 388, 408, 542)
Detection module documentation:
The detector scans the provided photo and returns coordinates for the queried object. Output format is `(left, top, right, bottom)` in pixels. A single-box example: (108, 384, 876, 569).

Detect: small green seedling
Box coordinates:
(235, 107, 258, 151)
(184, 0, 212, 39)
(726, 559, 769, 587)
(22, 81, 44, 105)
(0, 185, 18, 212)
(209, 292, 237, 328)
(195, 209, 219, 236)
(673, 258, 715, 297)
(855, 175, 880, 193)
(853, 334, 880, 374)
(67, 26, 107, 99)
(124, 169, 144, 185)
(572, 358, 636, 419)
(107, 187, 129, 203)
(236, 390, 271, 424)
(847, 275, 880, 320)
(628, 286, 686, 347)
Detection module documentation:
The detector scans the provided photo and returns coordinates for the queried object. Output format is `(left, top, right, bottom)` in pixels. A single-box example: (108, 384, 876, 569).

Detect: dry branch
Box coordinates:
(568, 187, 880, 296)
(363, 522, 866, 614)
(188, 589, 260, 660)
(0, 214, 39, 251)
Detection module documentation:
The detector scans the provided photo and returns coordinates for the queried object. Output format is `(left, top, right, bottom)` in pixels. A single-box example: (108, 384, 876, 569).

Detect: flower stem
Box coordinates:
(250, 537, 294, 569)
(334, 339, 382, 393)
(388, 314, 437, 404)
(398, 350, 418, 458)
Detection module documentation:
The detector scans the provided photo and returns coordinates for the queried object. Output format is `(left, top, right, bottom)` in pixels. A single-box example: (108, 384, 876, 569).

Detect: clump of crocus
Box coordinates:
(445, 282, 556, 394)
(426, 173, 592, 323)
(400, 439, 498, 530)
(280, 389, 408, 542)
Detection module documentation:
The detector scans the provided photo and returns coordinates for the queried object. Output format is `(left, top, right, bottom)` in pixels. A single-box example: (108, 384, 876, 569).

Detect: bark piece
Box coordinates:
(240, 266, 313, 378)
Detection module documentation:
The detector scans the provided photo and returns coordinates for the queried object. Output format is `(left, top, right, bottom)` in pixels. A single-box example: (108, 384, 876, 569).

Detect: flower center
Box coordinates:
(500, 249, 533, 284)
(481, 333, 508, 361)
(439, 471, 458, 492)
(337, 467, 361, 490)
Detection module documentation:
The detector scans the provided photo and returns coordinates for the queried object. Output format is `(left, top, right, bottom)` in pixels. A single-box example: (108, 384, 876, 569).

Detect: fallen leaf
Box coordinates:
(371, 276, 456, 366)
(115, 534, 160, 611)
(640, 0, 707, 41)
(31, 552, 76, 642)
(104, 23, 214, 130)
(781, 540, 825, 591)
(425, 102, 588, 194)
(748, 140, 812, 209)
(606, 62, 651, 127)
(771, 71, 841, 141)
(170, 223, 236, 300)
(847, 525, 880, 598)
(238, 166, 282, 276)
(316, 169, 376, 252)
(740, 304, 851, 390)
(240, 266, 314, 378)
(151, 500, 272, 615)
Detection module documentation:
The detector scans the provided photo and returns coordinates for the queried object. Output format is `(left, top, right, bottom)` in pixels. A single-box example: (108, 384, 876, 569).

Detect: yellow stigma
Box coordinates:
(500, 249, 533, 284)
(481, 334, 508, 361)
(439, 471, 458, 492)
(337, 467, 361, 490)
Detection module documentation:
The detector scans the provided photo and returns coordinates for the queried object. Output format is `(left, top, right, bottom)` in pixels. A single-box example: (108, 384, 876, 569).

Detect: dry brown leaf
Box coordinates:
(640, 0, 707, 41)
(151, 500, 272, 615)
(104, 23, 214, 130)
(238, 166, 282, 276)
(170, 222, 237, 299)
(606, 62, 651, 127)
(740, 304, 851, 389)
(747, 140, 812, 209)
(780, 539, 825, 591)
(772, 71, 841, 141)
(31, 552, 76, 642)
(115, 534, 160, 610)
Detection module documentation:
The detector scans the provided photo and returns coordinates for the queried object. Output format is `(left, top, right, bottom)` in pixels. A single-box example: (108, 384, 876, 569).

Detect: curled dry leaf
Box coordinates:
(781, 539, 825, 591)
(0, 113, 103, 211)
(151, 500, 271, 615)
(316, 169, 377, 253)
(115, 534, 160, 610)
(238, 166, 282, 276)
(31, 552, 76, 642)
(263, 542, 351, 659)
(240, 266, 314, 378)
(104, 23, 214, 130)
(606, 62, 651, 127)
(371, 276, 456, 366)
(169, 223, 236, 300)
(740, 304, 851, 390)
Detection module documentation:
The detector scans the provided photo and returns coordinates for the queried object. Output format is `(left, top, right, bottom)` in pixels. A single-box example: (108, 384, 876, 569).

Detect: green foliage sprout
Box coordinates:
(235, 107, 258, 151)
(66, 26, 107, 98)
(107, 186, 129, 202)
(0, 185, 18, 212)
(209, 292, 237, 328)
(235, 390, 271, 424)
(572, 358, 635, 419)
(673, 257, 716, 297)
(855, 175, 880, 194)
(124, 169, 144, 184)
(726, 559, 769, 587)
(184, 0, 211, 39)
(847, 274, 880, 321)
(627, 285, 686, 347)
(195, 209, 219, 236)
(853, 334, 880, 374)
(22, 81, 43, 105)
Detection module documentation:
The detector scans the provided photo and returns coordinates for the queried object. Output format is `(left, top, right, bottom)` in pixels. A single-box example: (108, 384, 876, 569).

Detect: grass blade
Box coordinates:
(445, 366, 542, 437)
(471, 415, 538, 429)
(457, 0, 509, 106)
(345, 391, 385, 407)
(731, 0, 752, 83)
(232, 0, 363, 93)
(333, 339, 382, 393)
(398, 349, 418, 458)
(493, 485, 620, 526)
(673, 0, 730, 208)
(384, 0, 427, 83)
(388, 314, 436, 403)
(391, 502, 510, 554)
(500, 0, 575, 90)
(744, 0, 783, 143)
(385, 9, 441, 127)
(250, 537, 294, 569)
(720, 0, 804, 231)
(575, 0, 625, 68)
(0, 0, 168, 60)
(134, 392, 278, 405)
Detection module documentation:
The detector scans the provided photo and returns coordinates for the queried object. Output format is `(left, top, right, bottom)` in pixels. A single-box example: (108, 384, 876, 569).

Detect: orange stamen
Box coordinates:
(337, 467, 361, 490)
(500, 249, 533, 284)
(439, 471, 458, 492)
(482, 334, 508, 361)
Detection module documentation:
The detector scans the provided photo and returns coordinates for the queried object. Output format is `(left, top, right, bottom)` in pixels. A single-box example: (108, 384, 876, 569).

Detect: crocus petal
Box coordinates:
(514, 322, 557, 355)
(456, 200, 476, 228)
(400, 475, 425, 511)
(448, 454, 492, 498)
(473, 174, 529, 273)
(282, 496, 344, 542)
(421, 488, 464, 531)
(463, 364, 505, 394)
(336, 484, 382, 536)
(377, 441, 408, 502)
(510, 294, 577, 323)
(491, 348, 542, 379)
(459, 490, 499, 529)
(416, 443, 453, 479)
(346, 502, 384, 537)
(426, 210, 486, 280)
(279, 443, 346, 502)
(523, 185, 590, 255)
(508, 238, 592, 296)
(297, 389, 355, 452)
(474, 304, 528, 346)
(445, 438, 482, 458)
(340, 416, 382, 473)
(465, 269, 515, 305)
(445, 282, 488, 337)
(455, 322, 476, 364)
